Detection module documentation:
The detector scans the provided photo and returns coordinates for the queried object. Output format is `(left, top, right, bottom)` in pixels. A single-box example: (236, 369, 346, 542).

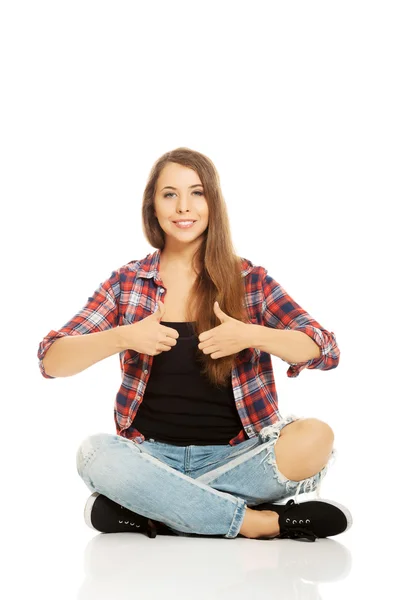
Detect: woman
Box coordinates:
(37, 147, 352, 541)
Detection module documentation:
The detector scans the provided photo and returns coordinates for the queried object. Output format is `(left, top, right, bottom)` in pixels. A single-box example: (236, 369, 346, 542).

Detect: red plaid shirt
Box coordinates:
(37, 249, 340, 446)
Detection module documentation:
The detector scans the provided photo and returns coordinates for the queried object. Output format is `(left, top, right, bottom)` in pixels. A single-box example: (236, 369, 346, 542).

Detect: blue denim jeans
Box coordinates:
(76, 414, 336, 539)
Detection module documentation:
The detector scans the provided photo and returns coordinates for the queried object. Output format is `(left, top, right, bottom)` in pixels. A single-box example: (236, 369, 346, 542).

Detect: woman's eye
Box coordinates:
(164, 191, 203, 198)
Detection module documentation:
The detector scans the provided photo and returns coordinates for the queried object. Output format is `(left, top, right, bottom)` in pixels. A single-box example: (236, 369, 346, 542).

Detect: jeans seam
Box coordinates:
(226, 498, 247, 538)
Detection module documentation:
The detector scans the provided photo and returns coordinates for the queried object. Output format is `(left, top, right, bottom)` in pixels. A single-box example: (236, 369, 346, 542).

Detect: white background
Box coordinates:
(1, 1, 398, 598)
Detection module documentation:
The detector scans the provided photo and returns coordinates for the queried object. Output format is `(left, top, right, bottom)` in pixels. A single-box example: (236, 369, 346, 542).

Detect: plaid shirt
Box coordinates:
(37, 249, 340, 446)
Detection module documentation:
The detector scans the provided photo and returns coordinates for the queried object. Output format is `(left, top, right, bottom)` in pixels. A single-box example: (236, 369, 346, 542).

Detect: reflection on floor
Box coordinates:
(78, 531, 352, 600)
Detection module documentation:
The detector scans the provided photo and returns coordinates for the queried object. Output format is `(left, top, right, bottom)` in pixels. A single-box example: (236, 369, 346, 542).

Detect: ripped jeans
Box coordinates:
(76, 414, 336, 539)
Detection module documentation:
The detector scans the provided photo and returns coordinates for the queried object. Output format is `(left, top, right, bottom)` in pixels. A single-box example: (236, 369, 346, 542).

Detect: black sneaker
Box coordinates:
(252, 498, 353, 542)
(84, 492, 174, 538)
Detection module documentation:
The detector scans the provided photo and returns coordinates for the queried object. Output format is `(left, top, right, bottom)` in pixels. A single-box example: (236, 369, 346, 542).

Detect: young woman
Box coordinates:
(38, 147, 352, 541)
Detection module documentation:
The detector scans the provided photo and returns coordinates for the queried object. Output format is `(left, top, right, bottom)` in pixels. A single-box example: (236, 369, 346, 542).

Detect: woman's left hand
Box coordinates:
(198, 301, 253, 359)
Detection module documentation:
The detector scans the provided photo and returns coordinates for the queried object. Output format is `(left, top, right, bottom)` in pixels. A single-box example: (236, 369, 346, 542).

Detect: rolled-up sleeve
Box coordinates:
(260, 269, 340, 378)
(37, 268, 121, 379)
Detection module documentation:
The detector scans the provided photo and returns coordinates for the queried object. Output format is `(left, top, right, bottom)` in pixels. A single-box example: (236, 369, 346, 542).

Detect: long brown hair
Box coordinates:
(142, 147, 250, 388)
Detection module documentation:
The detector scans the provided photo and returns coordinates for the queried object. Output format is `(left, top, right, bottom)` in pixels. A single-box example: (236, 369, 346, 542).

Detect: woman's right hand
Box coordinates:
(119, 301, 179, 356)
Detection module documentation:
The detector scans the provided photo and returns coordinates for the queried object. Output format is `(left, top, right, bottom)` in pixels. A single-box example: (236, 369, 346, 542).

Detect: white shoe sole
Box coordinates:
(84, 492, 100, 531)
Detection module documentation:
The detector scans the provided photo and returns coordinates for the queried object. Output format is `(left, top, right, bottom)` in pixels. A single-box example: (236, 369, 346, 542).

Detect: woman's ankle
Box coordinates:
(239, 507, 280, 539)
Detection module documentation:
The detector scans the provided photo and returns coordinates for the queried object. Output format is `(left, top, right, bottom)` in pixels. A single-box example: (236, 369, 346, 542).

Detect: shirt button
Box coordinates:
(144, 370, 148, 375)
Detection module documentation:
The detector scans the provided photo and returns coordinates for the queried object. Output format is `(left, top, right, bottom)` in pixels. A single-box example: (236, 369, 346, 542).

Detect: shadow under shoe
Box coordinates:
(251, 498, 353, 542)
(84, 492, 179, 539)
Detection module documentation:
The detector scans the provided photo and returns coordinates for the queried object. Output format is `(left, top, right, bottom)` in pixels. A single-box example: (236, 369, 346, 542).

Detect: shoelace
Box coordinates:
(118, 505, 158, 538)
(146, 520, 158, 538)
(278, 527, 317, 542)
(278, 499, 317, 542)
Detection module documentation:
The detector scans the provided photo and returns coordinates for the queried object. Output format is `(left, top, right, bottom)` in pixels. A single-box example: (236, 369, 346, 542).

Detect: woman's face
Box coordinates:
(154, 162, 209, 247)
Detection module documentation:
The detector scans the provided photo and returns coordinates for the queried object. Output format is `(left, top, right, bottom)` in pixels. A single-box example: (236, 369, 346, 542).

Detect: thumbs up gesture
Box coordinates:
(198, 301, 253, 359)
(119, 301, 180, 356)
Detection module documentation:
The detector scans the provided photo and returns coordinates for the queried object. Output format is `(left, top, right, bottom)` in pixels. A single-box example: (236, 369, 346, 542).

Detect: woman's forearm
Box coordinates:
(251, 325, 321, 363)
(42, 327, 125, 378)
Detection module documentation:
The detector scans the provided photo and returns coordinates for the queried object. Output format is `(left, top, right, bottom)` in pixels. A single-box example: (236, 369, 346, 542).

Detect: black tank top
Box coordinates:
(131, 321, 244, 445)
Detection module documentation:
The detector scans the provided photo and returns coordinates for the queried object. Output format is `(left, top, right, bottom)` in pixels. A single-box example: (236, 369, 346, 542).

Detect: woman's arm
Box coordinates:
(38, 267, 122, 378)
(42, 327, 125, 377)
(259, 268, 340, 378)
